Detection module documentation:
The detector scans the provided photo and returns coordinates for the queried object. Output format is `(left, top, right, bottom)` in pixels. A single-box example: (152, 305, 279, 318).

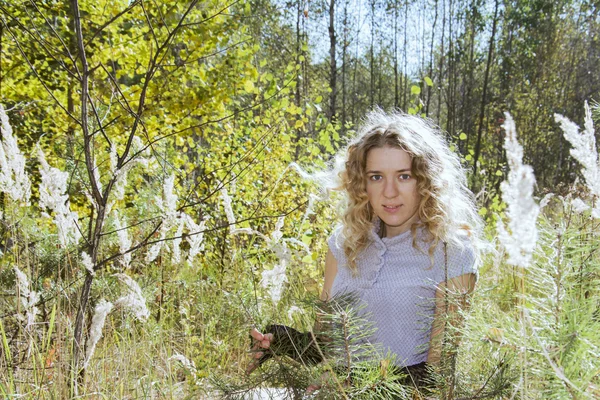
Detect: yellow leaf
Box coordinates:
(244, 80, 255, 93)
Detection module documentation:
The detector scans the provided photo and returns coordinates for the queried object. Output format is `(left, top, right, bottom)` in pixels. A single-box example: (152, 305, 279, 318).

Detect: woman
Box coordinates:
(248, 109, 482, 390)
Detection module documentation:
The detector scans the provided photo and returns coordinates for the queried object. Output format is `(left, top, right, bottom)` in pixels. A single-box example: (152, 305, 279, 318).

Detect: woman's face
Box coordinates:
(365, 146, 421, 237)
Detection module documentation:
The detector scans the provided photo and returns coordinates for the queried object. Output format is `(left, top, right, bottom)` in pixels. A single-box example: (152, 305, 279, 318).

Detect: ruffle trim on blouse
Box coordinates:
(329, 219, 434, 288)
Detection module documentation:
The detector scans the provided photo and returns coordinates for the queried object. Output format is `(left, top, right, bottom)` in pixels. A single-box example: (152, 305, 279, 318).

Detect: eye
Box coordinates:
(368, 175, 382, 182)
(399, 174, 412, 181)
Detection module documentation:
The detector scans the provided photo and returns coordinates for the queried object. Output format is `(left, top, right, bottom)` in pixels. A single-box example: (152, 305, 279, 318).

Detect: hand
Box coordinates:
(246, 328, 274, 374)
(304, 382, 321, 396)
(304, 371, 336, 396)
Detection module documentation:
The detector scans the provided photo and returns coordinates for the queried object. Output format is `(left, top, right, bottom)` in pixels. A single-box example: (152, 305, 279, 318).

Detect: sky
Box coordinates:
(277, 0, 500, 78)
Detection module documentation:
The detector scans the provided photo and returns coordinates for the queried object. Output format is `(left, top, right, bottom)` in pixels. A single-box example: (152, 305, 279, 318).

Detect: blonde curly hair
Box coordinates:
(333, 109, 482, 273)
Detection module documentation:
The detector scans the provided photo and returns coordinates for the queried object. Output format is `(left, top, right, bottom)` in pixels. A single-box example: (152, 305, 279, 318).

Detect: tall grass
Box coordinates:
(1, 103, 600, 398)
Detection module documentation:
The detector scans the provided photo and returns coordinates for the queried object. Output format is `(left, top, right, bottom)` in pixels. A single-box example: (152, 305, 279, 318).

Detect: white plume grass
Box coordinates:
(0, 104, 31, 204)
(219, 183, 311, 303)
(109, 144, 119, 175)
(113, 214, 132, 268)
(38, 146, 81, 247)
(172, 217, 185, 264)
(261, 261, 288, 303)
(271, 216, 285, 244)
(496, 113, 540, 268)
(146, 175, 178, 263)
(145, 233, 164, 263)
(287, 305, 301, 321)
(261, 216, 293, 304)
(220, 186, 237, 233)
(571, 198, 590, 214)
(81, 251, 95, 276)
(539, 193, 555, 210)
(114, 274, 150, 321)
(169, 353, 197, 374)
(220, 184, 265, 237)
(182, 213, 208, 265)
(162, 175, 178, 223)
(14, 266, 39, 331)
(84, 299, 114, 368)
(555, 102, 600, 217)
(108, 137, 149, 206)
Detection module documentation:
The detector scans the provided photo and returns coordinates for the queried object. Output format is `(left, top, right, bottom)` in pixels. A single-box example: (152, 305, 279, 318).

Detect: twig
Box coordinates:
(0, 21, 80, 124)
(84, 0, 141, 47)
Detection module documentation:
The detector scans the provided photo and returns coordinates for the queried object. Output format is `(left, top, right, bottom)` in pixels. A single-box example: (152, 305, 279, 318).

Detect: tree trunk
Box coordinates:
(71, 0, 100, 381)
(426, 0, 439, 117)
(471, 0, 499, 189)
(394, 0, 399, 108)
(370, 0, 376, 107)
(402, 0, 408, 110)
(329, 0, 337, 119)
(436, 0, 446, 123)
(462, 0, 477, 154)
(295, 0, 302, 108)
(341, 0, 348, 132)
(445, 0, 455, 137)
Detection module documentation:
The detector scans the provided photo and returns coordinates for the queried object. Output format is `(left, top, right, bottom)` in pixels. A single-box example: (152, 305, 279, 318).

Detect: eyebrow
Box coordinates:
(366, 169, 412, 174)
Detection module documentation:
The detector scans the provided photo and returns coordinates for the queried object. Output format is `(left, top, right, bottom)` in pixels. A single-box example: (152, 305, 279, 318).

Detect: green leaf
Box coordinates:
(424, 76, 434, 87)
(411, 85, 421, 95)
(301, 234, 312, 245)
(315, 96, 323, 104)
(244, 80, 255, 93)
(496, 170, 503, 176)
(459, 132, 467, 140)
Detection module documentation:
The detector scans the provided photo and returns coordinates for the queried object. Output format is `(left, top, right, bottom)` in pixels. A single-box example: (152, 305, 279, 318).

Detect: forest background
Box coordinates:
(1, 0, 600, 398)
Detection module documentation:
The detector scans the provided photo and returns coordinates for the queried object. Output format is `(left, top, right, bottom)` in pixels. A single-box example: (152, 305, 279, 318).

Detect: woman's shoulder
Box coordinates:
(327, 225, 346, 263)
(444, 230, 479, 280)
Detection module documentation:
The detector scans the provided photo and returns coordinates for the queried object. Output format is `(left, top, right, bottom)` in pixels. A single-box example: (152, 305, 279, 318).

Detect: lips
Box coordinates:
(383, 205, 402, 211)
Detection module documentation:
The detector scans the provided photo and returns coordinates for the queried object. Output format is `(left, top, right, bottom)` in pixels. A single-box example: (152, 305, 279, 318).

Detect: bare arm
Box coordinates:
(321, 248, 338, 301)
(427, 272, 476, 365)
(247, 247, 338, 374)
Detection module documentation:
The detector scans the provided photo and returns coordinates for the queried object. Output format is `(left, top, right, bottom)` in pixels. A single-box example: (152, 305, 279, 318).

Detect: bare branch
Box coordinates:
(149, 0, 172, 36)
(71, 0, 103, 206)
(84, 0, 141, 48)
(126, 72, 298, 166)
(95, 202, 308, 270)
(117, 0, 200, 171)
(100, 215, 163, 237)
(86, 92, 113, 148)
(27, 0, 77, 67)
(0, 4, 79, 78)
(95, 220, 163, 270)
(180, 0, 242, 28)
(1, 21, 80, 123)
(180, 124, 279, 211)
(140, 0, 159, 49)
(157, 36, 251, 72)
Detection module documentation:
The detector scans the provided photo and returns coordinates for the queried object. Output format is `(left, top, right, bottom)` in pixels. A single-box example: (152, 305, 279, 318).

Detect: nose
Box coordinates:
(383, 179, 400, 199)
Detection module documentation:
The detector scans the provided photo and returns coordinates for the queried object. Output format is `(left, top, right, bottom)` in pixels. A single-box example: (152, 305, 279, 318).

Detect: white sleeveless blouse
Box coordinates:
(327, 219, 477, 366)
